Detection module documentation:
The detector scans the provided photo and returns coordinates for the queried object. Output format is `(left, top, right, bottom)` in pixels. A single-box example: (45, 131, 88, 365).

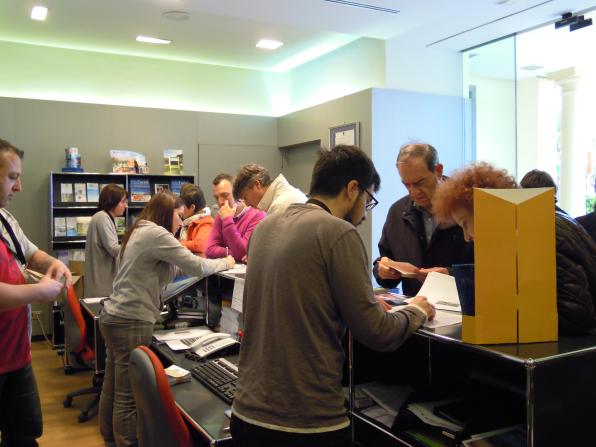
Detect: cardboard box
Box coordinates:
(463, 187, 558, 344)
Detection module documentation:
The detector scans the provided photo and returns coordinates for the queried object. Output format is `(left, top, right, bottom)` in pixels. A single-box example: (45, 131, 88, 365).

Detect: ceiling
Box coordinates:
(0, 0, 595, 72)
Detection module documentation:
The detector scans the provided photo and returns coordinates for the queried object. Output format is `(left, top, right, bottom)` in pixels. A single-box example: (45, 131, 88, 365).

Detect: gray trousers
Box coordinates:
(98, 313, 153, 447)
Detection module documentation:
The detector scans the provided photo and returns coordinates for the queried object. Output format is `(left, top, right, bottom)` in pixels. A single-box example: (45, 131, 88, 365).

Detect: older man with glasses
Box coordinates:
(373, 143, 474, 296)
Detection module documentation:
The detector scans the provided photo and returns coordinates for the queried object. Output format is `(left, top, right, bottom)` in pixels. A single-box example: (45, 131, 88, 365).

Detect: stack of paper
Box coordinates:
(165, 364, 191, 386)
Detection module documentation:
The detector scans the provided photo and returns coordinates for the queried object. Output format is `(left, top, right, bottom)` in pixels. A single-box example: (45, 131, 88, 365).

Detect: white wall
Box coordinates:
(370, 88, 465, 266)
(385, 36, 463, 97)
(470, 75, 517, 175)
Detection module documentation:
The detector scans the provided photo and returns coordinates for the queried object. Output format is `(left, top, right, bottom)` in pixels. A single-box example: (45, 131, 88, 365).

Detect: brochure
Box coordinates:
(129, 178, 151, 202)
(163, 149, 183, 175)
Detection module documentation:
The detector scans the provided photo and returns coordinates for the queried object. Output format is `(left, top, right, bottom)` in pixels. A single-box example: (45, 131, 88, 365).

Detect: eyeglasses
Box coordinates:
(360, 187, 378, 211)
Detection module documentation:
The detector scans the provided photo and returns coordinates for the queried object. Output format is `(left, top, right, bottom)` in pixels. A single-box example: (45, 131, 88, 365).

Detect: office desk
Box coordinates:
(352, 324, 596, 447)
(152, 341, 234, 446)
(80, 300, 106, 374)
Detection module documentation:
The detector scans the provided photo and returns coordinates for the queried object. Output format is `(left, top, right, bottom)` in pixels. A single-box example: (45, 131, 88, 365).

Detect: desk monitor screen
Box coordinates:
(162, 276, 201, 305)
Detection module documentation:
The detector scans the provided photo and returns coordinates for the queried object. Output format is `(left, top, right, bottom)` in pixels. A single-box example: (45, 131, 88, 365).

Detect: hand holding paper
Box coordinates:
(385, 260, 420, 278)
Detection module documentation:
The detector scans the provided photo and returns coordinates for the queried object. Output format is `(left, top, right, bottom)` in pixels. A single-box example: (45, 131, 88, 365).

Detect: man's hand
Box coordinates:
(241, 255, 248, 264)
(35, 275, 64, 303)
(410, 295, 436, 321)
(376, 257, 402, 280)
(375, 296, 392, 312)
(218, 200, 236, 219)
(46, 259, 72, 285)
(224, 256, 236, 269)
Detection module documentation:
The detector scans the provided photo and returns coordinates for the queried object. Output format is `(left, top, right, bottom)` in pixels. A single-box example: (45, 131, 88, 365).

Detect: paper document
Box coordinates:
(422, 310, 462, 329)
(219, 263, 247, 280)
(386, 261, 419, 278)
(407, 400, 464, 432)
(231, 278, 244, 313)
(81, 297, 106, 304)
(417, 272, 461, 312)
(153, 327, 212, 342)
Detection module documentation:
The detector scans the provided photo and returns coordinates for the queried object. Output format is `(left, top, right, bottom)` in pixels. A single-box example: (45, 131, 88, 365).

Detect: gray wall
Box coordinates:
(0, 97, 278, 254)
(277, 89, 374, 258)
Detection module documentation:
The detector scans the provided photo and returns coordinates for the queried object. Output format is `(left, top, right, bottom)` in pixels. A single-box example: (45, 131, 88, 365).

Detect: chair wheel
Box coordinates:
(78, 412, 89, 423)
(63, 397, 73, 408)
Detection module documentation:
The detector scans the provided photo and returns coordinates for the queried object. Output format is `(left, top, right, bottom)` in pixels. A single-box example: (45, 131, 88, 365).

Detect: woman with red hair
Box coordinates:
(433, 162, 596, 335)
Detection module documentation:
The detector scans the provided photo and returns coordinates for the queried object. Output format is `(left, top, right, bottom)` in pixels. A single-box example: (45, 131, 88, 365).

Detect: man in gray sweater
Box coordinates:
(231, 145, 434, 447)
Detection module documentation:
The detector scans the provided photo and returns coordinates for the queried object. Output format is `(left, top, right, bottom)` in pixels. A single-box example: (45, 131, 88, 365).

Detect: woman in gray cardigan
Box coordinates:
(98, 192, 234, 446)
(84, 183, 128, 298)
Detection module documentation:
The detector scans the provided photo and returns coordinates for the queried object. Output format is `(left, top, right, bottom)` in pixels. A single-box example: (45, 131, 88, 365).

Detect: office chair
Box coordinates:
(129, 346, 193, 447)
(62, 285, 102, 422)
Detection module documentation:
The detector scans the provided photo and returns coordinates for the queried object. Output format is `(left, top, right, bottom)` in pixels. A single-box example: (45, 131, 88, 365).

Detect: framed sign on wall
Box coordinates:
(329, 122, 360, 149)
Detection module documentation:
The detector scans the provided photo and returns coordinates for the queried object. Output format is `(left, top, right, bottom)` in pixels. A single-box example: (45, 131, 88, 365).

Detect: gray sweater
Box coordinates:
(84, 211, 120, 298)
(233, 204, 426, 432)
(104, 220, 229, 324)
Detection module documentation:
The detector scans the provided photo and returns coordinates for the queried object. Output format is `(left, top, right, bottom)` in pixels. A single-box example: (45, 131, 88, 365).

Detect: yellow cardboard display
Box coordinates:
(463, 188, 558, 344)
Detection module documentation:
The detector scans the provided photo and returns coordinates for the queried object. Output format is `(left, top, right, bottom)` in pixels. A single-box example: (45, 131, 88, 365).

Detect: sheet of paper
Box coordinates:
(81, 297, 106, 304)
(153, 326, 212, 342)
(386, 261, 419, 278)
(417, 271, 461, 311)
(219, 263, 247, 280)
(231, 278, 244, 313)
(422, 310, 462, 329)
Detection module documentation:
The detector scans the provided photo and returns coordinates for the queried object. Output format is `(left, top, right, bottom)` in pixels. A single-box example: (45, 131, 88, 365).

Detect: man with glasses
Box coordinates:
(231, 145, 434, 447)
(374, 143, 473, 296)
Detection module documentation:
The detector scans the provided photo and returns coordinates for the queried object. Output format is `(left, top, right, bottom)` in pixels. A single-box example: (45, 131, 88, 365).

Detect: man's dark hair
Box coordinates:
(180, 185, 206, 213)
(233, 164, 271, 198)
(396, 143, 438, 172)
(520, 169, 556, 190)
(309, 145, 380, 197)
(98, 184, 128, 212)
(520, 169, 558, 202)
(0, 138, 24, 159)
(213, 173, 233, 186)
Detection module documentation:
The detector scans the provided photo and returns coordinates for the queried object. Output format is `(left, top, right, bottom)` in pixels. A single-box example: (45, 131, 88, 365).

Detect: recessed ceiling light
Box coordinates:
(31, 6, 48, 21)
(162, 11, 190, 22)
(256, 39, 284, 50)
(136, 35, 172, 45)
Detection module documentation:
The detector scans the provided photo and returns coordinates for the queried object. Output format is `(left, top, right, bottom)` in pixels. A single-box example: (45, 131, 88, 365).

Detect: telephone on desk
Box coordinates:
(188, 332, 239, 359)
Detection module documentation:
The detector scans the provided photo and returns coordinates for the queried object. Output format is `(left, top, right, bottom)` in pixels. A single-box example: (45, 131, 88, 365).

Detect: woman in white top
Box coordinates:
(84, 184, 128, 298)
(98, 192, 234, 446)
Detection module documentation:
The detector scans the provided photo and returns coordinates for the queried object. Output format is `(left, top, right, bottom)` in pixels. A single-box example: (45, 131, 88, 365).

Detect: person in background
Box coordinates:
(0, 138, 70, 446)
(433, 162, 596, 335)
(576, 180, 596, 243)
(84, 184, 128, 297)
(179, 185, 213, 257)
(205, 173, 265, 328)
(231, 145, 434, 447)
(233, 163, 307, 215)
(98, 192, 234, 446)
(519, 169, 567, 214)
(374, 143, 473, 296)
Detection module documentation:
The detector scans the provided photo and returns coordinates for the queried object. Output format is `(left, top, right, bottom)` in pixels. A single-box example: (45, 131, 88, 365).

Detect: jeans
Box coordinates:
(98, 313, 153, 447)
(0, 364, 43, 447)
(230, 415, 352, 447)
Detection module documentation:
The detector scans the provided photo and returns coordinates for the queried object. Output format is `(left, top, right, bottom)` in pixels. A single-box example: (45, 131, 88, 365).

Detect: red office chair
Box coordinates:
(129, 345, 193, 447)
(62, 285, 102, 422)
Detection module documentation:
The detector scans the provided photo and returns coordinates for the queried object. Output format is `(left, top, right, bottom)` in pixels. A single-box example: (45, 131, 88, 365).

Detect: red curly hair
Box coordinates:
(433, 162, 518, 221)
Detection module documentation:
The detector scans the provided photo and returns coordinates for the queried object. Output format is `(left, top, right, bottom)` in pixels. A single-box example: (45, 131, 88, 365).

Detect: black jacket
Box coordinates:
(576, 211, 596, 244)
(373, 195, 474, 296)
(555, 212, 596, 335)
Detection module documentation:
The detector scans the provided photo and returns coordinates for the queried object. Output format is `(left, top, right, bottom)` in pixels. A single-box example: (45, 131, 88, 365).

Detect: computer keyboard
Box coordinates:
(191, 357, 238, 404)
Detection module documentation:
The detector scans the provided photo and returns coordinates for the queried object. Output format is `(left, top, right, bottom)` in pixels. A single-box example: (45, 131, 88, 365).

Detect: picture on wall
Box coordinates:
(163, 149, 184, 175)
(329, 122, 360, 149)
(154, 183, 170, 194)
(110, 150, 149, 174)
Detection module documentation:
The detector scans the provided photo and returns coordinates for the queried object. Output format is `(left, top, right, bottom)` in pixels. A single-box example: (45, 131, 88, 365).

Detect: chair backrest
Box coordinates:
(63, 285, 94, 364)
(129, 346, 192, 447)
